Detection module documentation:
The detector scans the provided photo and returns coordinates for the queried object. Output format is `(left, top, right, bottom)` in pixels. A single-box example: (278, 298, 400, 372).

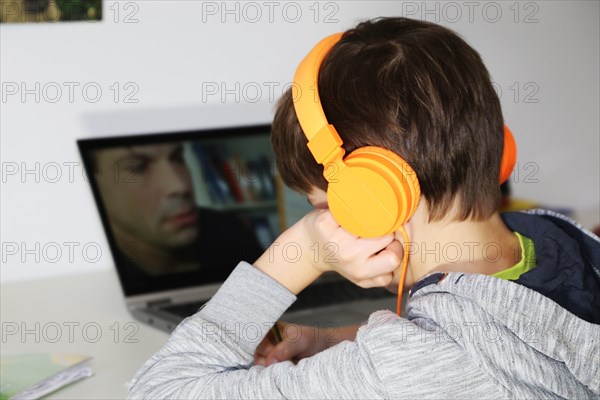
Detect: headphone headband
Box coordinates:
(293, 33, 343, 142)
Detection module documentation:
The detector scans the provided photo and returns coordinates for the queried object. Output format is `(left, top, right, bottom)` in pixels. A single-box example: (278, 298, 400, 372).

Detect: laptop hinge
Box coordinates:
(147, 298, 172, 308)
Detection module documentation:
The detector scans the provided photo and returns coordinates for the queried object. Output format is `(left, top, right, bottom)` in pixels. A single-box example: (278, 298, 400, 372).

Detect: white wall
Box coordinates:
(2, 1, 598, 282)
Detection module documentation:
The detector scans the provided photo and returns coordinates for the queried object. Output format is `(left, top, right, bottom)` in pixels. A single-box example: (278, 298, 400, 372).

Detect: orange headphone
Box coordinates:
(293, 32, 517, 238)
(292, 32, 517, 313)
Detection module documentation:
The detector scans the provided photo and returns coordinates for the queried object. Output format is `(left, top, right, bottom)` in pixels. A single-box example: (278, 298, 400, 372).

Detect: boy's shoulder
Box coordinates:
(357, 264, 599, 397)
(499, 209, 600, 324)
(502, 208, 600, 250)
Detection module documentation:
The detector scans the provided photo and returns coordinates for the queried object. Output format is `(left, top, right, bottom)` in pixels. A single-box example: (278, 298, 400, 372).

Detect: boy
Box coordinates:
(128, 17, 600, 398)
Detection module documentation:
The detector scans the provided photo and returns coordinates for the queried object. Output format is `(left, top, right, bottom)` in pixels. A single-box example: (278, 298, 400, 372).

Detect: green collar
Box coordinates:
(491, 232, 536, 281)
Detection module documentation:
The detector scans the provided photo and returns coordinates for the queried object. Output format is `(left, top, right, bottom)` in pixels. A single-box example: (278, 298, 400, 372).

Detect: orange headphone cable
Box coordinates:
(396, 225, 410, 316)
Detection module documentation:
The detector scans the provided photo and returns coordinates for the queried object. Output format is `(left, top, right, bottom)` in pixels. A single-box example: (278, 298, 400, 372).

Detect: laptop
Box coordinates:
(78, 124, 400, 333)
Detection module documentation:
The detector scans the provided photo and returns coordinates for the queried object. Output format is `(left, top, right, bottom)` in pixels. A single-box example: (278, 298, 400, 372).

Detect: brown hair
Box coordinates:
(271, 17, 504, 222)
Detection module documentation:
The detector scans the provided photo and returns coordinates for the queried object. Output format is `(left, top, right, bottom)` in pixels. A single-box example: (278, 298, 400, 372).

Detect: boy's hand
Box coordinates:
(253, 209, 403, 294)
(254, 322, 321, 366)
(254, 322, 360, 366)
(302, 210, 404, 288)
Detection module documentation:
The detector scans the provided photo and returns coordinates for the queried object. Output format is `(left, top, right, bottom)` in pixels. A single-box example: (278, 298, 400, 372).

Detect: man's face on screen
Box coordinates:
(95, 143, 199, 249)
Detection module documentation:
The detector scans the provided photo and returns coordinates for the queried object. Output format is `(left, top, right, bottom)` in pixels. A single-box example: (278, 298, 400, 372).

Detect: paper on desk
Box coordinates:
(0, 353, 93, 400)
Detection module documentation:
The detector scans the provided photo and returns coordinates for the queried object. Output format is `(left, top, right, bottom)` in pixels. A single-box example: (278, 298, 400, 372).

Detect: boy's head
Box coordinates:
(272, 17, 504, 223)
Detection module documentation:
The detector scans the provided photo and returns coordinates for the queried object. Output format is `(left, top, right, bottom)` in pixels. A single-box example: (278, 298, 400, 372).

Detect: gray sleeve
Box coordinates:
(127, 261, 387, 399)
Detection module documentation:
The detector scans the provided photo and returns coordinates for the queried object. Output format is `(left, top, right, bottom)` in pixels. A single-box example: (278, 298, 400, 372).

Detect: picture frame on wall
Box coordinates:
(0, 0, 102, 23)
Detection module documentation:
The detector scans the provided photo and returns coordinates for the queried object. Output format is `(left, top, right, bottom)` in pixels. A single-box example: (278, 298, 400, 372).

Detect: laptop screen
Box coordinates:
(78, 124, 282, 296)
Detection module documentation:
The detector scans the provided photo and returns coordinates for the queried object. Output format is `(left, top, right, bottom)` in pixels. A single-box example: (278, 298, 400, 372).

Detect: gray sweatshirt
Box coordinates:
(128, 211, 600, 398)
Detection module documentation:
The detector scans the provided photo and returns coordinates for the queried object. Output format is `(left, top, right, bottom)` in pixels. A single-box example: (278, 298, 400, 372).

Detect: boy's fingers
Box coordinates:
(256, 341, 283, 366)
(268, 344, 287, 362)
(254, 341, 274, 360)
(357, 272, 394, 289)
(348, 240, 402, 280)
(255, 356, 267, 366)
(334, 221, 395, 246)
(356, 234, 397, 256)
(312, 210, 395, 250)
(266, 342, 295, 365)
(355, 241, 404, 287)
(308, 209, 396, 259)
(320, 234, 399, 283)
(381, 239, 404, 259)
(334, 234, 395, 265)
(265, 331, 314, 365)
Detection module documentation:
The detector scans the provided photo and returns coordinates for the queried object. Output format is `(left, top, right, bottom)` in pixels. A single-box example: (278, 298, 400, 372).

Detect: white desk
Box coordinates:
(0, 268, 170, 399)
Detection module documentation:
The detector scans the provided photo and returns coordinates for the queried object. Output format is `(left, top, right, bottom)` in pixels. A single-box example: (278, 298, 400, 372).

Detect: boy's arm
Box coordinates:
(128, 210, 403, 398)
(127, 261, 386, 399)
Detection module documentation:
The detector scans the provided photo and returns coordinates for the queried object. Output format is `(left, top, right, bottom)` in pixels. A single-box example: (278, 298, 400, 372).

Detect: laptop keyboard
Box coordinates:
(161, 280, 395, 319)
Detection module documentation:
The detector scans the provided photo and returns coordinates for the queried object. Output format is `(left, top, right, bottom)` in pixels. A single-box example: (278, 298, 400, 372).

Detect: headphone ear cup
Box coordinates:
(500, 125, 517, 184)
(326, 146, 420, 237)
(347, 147, 421, 226)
